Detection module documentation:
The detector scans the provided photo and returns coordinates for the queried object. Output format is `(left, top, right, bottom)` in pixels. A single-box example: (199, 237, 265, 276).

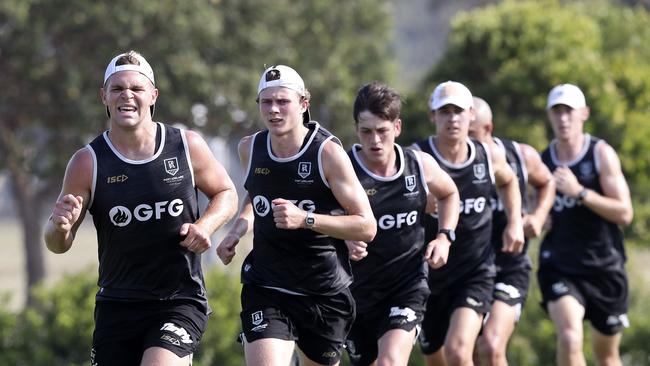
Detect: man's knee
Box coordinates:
(477, 334, 505, 363)
(444, 342, 473, 366)
(556, 326, 583, 354)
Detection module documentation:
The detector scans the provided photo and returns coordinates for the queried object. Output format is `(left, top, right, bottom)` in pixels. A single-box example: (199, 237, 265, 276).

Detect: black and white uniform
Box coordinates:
(88, 123, 207, 364)
(413, 136, 496, 355)
(345, 144, 430, 366)
(490, 138, 531, 311)
(239, 121, 354, 365)
(539, 135, 629, 335)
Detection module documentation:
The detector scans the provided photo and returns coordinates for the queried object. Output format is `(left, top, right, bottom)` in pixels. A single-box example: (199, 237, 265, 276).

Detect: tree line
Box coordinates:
(1, 0, 649, 361)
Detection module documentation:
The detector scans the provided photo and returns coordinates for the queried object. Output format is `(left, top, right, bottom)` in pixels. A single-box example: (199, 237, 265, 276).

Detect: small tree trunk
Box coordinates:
(1, 123, 48, 306)
(22, 205, 46, 302)
(8, 171, 46, 307)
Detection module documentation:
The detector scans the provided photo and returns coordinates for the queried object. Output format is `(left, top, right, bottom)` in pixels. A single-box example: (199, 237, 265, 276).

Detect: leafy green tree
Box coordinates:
(400, 0, 650, 242)
(0, 0, 394, 304)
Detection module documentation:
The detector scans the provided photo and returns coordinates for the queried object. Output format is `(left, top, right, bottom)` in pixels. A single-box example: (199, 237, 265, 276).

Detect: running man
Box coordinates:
(413, 81, 524, 366)
(345, 82, 460, 366)
(44, 50, 238, 365)
(539, 83, 633, 366)
(217, 65, 376, 366)
(469, 96, 555, 366)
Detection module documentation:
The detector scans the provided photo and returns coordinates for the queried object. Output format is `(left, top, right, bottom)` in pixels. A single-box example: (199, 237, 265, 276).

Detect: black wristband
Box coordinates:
(438, 229, 456, 243)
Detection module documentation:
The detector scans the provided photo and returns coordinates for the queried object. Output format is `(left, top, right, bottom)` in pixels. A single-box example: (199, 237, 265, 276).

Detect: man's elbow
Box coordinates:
(225, 189, 239, 221)
(43, 221, 74, 254)
(215, 187, 238, 222)
(44, 237, 70, 254)
(47, 244, 68, 254)
(359, 220, 377, 243)
(619, 210, 633, 227)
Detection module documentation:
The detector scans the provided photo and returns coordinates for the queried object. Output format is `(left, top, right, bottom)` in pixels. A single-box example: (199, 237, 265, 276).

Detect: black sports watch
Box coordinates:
(438, 229, 456, 243)
(576, 188, 588, 203)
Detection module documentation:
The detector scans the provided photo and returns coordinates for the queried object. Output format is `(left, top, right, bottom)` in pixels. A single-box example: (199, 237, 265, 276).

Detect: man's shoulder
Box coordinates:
(71, 146, 94, 164)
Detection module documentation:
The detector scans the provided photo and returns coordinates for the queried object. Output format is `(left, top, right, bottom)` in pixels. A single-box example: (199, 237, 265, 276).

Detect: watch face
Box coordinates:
(306, 213, 315, 227)
(578, 189, 587, 201)
(440, 229, 455, 242)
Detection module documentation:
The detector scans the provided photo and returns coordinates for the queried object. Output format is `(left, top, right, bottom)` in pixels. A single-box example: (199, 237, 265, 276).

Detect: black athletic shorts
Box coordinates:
(419, 265, 494, 355)
(345, 280, 429, 366)
(537, 266, 629, 335)
(493, 264, 531, 308)
(91, 299, 207, 366)
(240, 284, 355, 365)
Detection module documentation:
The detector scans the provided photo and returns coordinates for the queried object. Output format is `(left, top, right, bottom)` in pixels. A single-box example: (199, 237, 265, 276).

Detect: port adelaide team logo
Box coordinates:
(579, 161, 594, 179)
(405, 175, 416, 192)
(295, 161, 314, 185)
(473, 163, 486, 180)
(163, 157, 185, 186)
(298, 162, 311, 178)
(164, 157, 179, 176)
(252, 311, 263, 326)
(472, 163, 488, 184)
(250, 310, 268, 332)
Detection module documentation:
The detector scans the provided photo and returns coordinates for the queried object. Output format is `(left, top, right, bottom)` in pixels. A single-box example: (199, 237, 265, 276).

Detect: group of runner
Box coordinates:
(45, 51, 633, 366)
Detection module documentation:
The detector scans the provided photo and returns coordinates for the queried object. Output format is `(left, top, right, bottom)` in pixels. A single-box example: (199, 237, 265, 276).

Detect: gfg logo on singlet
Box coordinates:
(252, 195, 315, 217)
(378, 211, 418, 230)
(460, 197, 487, 215)
(109, 199, 184, 227)
(490, 197, 505, 212)
(553, 195, 580, 212)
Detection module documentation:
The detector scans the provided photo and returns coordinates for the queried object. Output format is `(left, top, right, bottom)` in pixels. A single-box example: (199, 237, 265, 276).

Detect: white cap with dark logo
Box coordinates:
(258, 65, 310, 123)
(546, 83, 586, 110)
(103, 52, 155, 86)
(103, 51, 156, 117)
(430, 81, 474, 110)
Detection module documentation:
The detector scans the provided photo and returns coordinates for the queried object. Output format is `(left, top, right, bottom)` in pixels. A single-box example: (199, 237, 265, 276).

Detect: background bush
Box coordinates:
(1, 247, 648, 366)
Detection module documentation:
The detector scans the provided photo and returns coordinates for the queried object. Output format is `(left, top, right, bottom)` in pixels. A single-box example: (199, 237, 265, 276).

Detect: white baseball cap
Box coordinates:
(257, 65, 306, 96)
(546, 83, 586, 110)
(257, 65, 311, 123)
(430, 81, 473, 110)
(103, 51, 155, 86)
(103, 51, 156, 117)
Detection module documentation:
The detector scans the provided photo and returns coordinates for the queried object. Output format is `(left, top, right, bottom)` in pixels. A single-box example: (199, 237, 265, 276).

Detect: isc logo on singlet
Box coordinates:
(378, 211, 418, 230)
(252, 195, 315, 217)
(109, 199, 184, 227)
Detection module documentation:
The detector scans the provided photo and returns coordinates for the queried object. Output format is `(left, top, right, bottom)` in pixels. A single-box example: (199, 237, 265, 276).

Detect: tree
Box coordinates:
(0, 0, 394, 305)
(400, 0, 650, 241)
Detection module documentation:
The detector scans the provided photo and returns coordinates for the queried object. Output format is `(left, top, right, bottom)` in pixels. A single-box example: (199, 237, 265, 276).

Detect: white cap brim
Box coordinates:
(546, 83, 586, 110)
(431, 96, 473, 110)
